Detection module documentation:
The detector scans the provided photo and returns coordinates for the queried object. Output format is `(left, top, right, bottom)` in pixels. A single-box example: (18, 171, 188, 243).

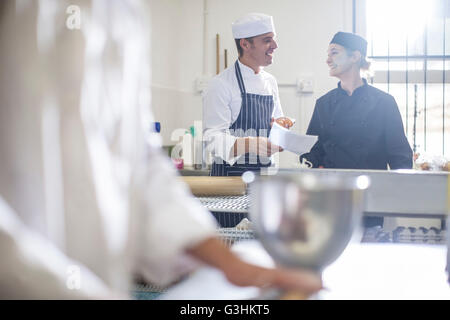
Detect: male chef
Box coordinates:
(203, 13, 293, 176)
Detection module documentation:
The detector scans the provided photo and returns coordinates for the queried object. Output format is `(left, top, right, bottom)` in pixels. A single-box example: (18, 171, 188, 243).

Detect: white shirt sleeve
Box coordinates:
(0, 198, 118, 299)
(202, 77, 241, 166)
(132, 139, 218, 286)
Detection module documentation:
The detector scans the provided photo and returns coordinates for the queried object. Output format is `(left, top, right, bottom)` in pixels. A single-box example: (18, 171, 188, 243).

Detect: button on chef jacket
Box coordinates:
(300, 79, 413, 170)
(203, 60, 283, 166)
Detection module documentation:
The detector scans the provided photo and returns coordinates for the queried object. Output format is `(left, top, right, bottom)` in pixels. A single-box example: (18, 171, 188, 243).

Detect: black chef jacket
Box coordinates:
(300, 79, 413, 170)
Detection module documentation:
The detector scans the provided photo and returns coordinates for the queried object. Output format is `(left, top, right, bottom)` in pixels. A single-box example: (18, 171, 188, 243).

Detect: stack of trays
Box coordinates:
(217, 228, 255, 247)
(361, 226, 391, 243)
(198, 195, 250, 227)
(392, 227, 447, 244)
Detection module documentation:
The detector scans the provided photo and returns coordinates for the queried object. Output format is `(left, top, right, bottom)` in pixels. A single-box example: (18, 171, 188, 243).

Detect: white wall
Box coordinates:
(149, 0, 353, 167)
(148, 0, 204, 145)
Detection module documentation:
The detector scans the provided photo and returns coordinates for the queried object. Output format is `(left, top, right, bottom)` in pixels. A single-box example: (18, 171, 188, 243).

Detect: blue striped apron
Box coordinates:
(210, 61, 274, 176)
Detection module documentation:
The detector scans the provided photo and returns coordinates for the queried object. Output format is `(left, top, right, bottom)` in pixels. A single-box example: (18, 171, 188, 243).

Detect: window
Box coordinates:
(359, 0, 450, 156)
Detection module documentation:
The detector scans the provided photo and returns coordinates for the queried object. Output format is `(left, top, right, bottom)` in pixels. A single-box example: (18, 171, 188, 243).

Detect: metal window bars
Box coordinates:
(362, 0, 450, 156)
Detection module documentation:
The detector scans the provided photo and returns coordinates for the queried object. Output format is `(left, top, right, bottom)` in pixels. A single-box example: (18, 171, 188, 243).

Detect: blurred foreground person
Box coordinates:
(0, 0, 321, 299)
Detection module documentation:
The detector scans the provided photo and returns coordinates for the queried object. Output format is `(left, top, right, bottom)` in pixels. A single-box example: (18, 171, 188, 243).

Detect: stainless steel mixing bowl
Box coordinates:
(249, 173, 370, 271)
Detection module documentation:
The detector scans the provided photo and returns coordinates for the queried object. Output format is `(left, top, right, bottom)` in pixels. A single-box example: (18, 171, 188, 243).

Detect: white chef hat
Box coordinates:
(231, 13, 275, 39)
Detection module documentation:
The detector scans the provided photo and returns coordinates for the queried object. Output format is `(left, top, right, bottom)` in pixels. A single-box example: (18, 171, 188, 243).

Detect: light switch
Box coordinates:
(195, 75, 211, 93)
(296, 77, 314, 93)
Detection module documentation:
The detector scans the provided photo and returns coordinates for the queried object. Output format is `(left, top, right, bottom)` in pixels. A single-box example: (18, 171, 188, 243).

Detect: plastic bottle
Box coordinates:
(182, 129, 194, 168)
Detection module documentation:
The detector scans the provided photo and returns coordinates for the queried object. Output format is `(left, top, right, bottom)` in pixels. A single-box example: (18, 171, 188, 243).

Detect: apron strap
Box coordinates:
(234, 60, 246, 95)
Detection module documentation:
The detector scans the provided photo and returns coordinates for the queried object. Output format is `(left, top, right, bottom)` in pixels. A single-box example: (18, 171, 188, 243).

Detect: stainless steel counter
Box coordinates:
(183, 167, 449, 218)
(274, 168, 450, 219)
(159, 241, 450, 300)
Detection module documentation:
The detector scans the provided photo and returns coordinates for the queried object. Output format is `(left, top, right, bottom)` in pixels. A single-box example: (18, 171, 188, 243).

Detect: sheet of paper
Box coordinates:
(269, 122, 318, 155)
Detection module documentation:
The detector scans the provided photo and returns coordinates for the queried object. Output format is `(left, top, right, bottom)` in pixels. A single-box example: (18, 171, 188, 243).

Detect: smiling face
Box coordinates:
(242, 32, 278, 68)
(326, 43, 357, 78)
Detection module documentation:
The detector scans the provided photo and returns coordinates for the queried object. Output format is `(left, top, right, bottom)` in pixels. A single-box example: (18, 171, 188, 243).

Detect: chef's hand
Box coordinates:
(187, 238, 322, 296)
(223, 259, 322, 295)
(271, 117, 294, 129)
(249, 137, 283, 156)
(232, 137, 283, 157)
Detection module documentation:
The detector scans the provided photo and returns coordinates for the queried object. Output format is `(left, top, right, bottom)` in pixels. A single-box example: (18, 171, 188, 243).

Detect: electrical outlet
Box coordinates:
(195, 75, 211, 93)
(296, 77, 314, 93)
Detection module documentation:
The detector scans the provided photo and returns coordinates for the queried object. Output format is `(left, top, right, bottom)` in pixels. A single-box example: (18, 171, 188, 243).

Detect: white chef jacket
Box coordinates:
(0, 0, 216, 299)
(203, 60, 283, 166)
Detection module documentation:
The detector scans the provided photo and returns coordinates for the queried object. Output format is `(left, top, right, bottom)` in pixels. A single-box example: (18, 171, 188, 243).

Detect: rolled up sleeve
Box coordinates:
(203, 77, 240, 165)
(132, 143, 218, 286)
(0, 198, 114, 299)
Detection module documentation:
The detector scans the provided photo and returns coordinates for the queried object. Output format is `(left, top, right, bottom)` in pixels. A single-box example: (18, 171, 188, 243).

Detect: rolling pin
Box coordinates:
(216, 34, 220, 75)
(181, 176, 247, 196)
